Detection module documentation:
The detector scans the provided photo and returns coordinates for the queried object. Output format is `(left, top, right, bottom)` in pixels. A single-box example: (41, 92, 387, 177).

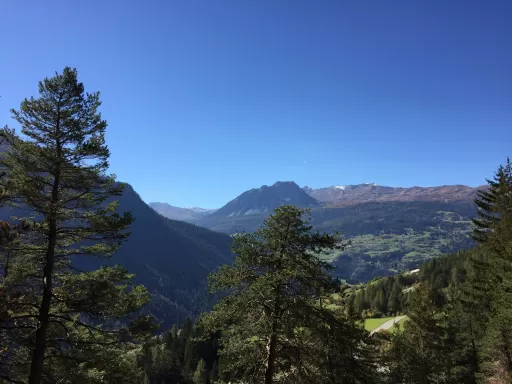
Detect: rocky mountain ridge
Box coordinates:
(151, 182, 486, 222)
(303, 183, 486, 207)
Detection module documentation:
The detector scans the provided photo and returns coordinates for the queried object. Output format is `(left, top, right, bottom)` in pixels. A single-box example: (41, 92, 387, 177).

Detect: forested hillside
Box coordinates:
(0, 181, 234, 328)
(103, 184, 234, 326)
(138, 156, 512, 383)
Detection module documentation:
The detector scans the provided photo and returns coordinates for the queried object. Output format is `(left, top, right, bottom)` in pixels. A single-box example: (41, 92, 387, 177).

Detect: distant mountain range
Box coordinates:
(303, 183, 485, 206)
(0, 176, 486, 327)
(151, 182, 485, 222)
(149, 202, 216, 223)
(150, 181, 485, 282)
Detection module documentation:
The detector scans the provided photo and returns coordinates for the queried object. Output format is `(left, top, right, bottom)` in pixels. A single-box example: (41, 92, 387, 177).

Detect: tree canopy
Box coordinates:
(200, 205, 378, 383)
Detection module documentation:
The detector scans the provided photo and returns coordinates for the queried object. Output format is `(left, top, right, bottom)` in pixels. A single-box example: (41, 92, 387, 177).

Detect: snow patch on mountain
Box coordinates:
(244, 208, 262, 215)
(186, 207, 216, 213)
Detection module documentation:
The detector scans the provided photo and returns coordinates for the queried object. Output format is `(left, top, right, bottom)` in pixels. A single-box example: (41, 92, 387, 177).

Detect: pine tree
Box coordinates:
(200, 206, 375, 383)
(443, 284, 480, 383)
(459, 247, 494, 335)
(385, 283, 449, 383)
(193, 358, 208, 384)
(0, 67, 156, 383)
(472, 157, 512, 243)
(309, 305, 379, 384)
(479, 204, 512, 379)
(371, 289, 387, 315)
(387, 278, 402, 315)
(353, 291, 365, 315)
(459, 160, 512, 379)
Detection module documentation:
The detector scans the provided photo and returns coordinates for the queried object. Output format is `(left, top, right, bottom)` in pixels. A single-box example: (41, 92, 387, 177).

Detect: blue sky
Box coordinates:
(1, 0, 511, 208)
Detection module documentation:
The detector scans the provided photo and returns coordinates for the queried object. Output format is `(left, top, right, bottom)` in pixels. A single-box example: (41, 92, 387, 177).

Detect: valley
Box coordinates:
(0, 183, 234, 328)
(4, 174, 481, 327)
(151, 181, 480, 282)
(0, 176, 477, 327)
(1, 2, 509, 380)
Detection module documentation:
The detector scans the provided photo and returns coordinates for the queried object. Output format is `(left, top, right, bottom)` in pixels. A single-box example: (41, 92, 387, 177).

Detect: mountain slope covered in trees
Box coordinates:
(0, 183, 234, 328)
(105, 184, 234, 326)
(139, 158, 512, 383)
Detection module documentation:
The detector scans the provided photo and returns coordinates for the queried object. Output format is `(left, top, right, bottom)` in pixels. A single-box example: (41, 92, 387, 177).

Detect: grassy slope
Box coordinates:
(364, 316, 410, 332)
(364, 317, 396, 331)
(320, 209, 474, 282)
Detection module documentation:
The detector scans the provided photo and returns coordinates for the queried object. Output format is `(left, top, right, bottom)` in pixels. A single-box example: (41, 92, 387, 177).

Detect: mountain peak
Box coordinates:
(272, 181, 299, 187)
(210, 181, 319, 218)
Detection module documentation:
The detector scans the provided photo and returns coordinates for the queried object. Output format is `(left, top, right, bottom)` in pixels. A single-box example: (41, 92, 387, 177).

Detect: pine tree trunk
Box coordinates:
(264, 284, 281, 384)
(264, 332, 277, 384)
(468, 320, 479, 384)
(28, 217, 57, 384)
(28, 135, 61, 384)
(4, 250, 10, 279)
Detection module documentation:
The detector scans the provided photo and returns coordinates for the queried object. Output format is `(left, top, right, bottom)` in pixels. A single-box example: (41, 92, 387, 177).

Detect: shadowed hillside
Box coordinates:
(0, 183, 234, 328)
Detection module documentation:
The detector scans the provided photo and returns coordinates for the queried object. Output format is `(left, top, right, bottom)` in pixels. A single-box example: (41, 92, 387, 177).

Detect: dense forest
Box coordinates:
(1, 68, 512, 383)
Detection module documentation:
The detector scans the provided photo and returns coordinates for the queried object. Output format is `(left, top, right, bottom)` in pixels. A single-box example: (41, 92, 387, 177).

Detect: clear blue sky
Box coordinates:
(1, 0, 511, 208)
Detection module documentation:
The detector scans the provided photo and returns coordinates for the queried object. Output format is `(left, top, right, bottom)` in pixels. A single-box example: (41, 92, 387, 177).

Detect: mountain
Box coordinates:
(195, 181, 484, 283)
(196, 181, 319, 233)
(0, 184, 234, 328)
(149, 202, 216, 223)
(303, 183, 485, 206)
(212, 181, 319, 217)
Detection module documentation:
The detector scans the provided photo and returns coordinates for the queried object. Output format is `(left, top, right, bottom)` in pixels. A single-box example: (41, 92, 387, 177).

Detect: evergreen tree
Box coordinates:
(371, 289, 387, 315)
(200, 206, 376, 384)
(387, 278, 402, 315)
(479, 205, 512, 379)
(193, 358, 208, 384)
(0, 67, 155, 383)
(385, 283, 449, 383)
(472, 157, 512, 243)
(383, 158, 512, 383)
(353, 291, 365, 315)
(362, 287, 369, 311)
(459, 160, 512, 379)
(308, 305, 379, 384)
(443, 284, 480, 383)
